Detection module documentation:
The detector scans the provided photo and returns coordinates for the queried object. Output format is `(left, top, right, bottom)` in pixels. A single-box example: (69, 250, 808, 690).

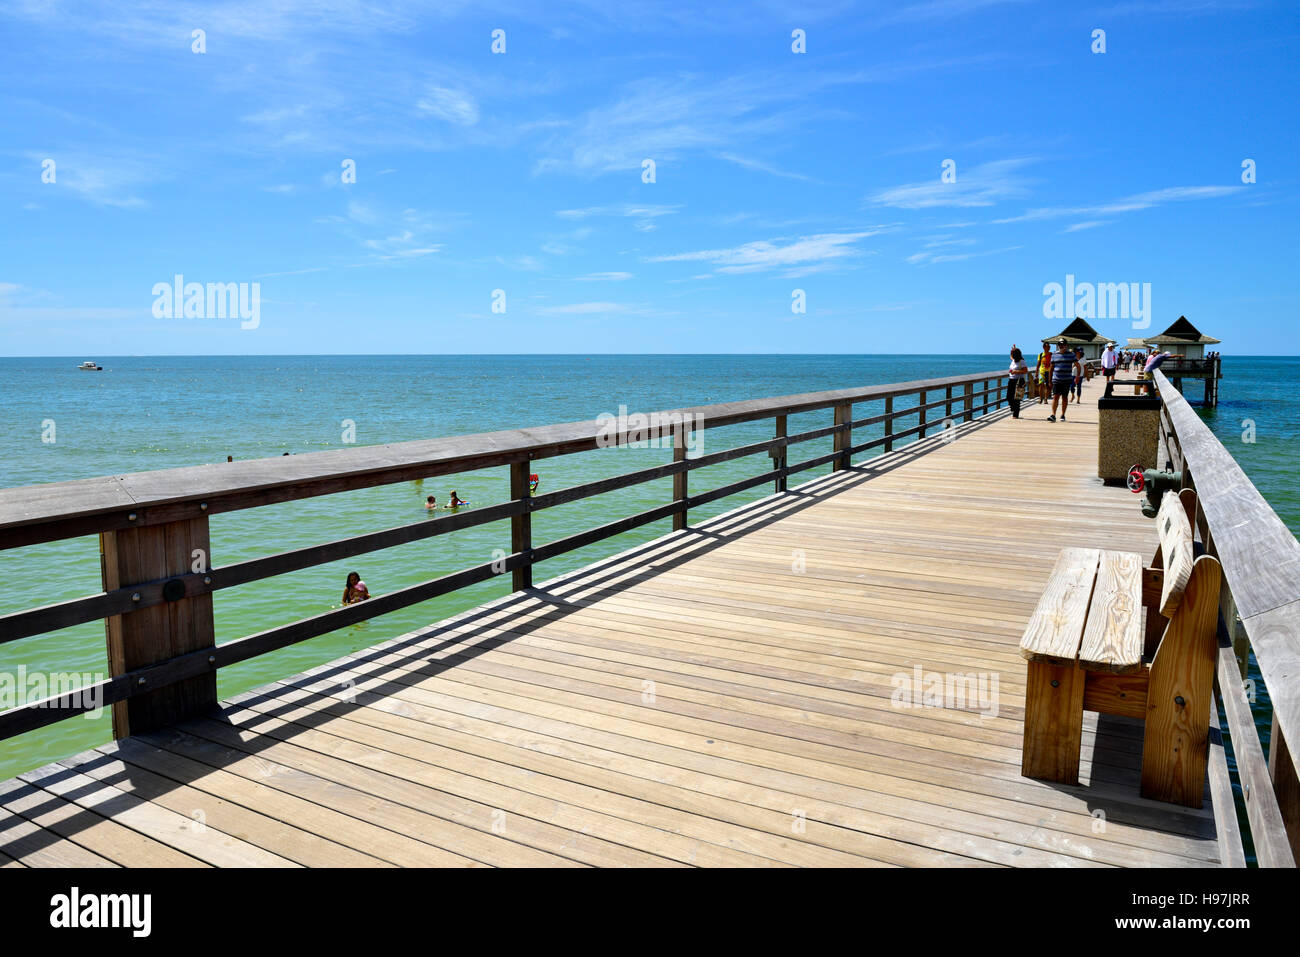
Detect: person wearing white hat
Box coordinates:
(1101, 342, 1118, 383)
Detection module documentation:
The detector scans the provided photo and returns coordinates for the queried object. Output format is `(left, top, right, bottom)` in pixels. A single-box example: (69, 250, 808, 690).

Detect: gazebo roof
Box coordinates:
(1045, 317, 1111, 345)
(1142, 315, 1221, 345)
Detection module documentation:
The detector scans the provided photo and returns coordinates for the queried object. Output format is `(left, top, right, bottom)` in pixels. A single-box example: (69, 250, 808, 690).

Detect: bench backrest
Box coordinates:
(1156, 489, 1195, 617)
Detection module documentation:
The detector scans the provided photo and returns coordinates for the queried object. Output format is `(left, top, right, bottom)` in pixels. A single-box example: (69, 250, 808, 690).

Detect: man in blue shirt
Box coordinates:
(1048, 341, 1081, 422)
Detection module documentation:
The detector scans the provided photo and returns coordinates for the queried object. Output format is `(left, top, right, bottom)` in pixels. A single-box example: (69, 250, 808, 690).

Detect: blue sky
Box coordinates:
(1, 0, 1296, 355)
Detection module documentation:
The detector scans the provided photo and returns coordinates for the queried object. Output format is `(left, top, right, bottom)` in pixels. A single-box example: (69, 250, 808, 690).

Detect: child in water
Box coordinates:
(342, 571, 370, 605)
(424, 495, 437, 511)
(444, 490, 467, 509)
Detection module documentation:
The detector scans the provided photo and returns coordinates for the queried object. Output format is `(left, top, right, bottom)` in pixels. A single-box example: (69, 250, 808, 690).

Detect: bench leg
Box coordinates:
(1140, 557, 1221, 808)
(1022, 660, 1086, 785)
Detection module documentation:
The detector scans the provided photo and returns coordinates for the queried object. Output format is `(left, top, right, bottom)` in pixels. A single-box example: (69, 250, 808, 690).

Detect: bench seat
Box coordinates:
(1018, 489, 1222, 807)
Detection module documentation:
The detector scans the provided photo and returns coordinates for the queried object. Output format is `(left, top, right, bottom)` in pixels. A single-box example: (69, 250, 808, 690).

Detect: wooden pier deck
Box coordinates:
(0, 395, 1236, 867)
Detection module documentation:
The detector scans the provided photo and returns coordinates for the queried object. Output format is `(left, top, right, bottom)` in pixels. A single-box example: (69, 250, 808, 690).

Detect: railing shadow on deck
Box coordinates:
(0, 405, 1027, 861)
(2, 371, 1020, 859)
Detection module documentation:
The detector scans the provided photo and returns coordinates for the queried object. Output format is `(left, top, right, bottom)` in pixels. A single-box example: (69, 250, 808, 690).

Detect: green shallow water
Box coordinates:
(1, 354, 1296, 842)
(1, 354, 1006, 779)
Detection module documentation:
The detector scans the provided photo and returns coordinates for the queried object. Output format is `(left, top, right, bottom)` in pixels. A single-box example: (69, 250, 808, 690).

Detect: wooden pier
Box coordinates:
(0, 370, 1295, 867)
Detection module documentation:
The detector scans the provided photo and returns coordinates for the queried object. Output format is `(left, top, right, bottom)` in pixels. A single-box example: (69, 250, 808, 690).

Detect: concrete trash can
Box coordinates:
(1097, 395, 1161, 483)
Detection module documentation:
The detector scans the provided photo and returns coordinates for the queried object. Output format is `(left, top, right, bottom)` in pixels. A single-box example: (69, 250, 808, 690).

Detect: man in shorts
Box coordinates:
(1047, 341, 1080, 422)
(1101, 342, 1118, 382)
(1036, 340, 1053, 404)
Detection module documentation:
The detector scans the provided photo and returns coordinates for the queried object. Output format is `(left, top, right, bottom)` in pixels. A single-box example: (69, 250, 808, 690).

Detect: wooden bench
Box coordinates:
(1019, 488, 1222, 807)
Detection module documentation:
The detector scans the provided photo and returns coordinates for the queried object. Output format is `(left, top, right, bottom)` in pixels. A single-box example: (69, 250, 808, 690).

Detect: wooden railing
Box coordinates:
(1154, 368, 1300, 867)
(0, 370, 1008, 744)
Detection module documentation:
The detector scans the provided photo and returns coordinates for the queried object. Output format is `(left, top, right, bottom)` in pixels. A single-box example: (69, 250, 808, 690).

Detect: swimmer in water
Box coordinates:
(424, 495, 437, 511)
(342, 571, 370, 605)
(444, 490, 467, 509)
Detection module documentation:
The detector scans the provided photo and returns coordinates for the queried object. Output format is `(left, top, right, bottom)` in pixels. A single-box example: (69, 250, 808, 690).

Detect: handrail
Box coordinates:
(1154, 368, 1300, 867)
(0, 371, 1005, 549)
(0, 370, 1009, 743)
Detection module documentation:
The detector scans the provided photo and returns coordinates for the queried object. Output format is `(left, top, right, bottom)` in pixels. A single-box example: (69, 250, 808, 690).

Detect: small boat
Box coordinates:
(77, 361, 102, 371)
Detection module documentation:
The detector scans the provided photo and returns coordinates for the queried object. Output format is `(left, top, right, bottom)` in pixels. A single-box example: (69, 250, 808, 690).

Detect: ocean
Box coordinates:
(2, 354, 1297, 821)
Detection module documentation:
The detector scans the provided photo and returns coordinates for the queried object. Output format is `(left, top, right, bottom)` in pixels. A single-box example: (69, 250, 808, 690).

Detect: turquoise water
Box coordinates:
(1, 354, 1295, 822)
(0, 354, 1004, 778)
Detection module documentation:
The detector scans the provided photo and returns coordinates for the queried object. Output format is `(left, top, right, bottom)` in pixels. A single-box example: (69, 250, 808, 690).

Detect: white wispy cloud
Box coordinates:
(715, 152, 815, 182)
(24, 151, 153, 207)
(575, 271, 634, 281)
(535, 66, 923, 176)
(557, 204, 680, 220)
(557, 203, 680, 232)
(1063, 220, 1111, 232)
(868, 158, 1037, 209)
(906, 244, 1022, 265)
(993, 185, 1242, 224)
(648, 230, 885, 277)
(416, 86, 479, 126)
(537, 301, 653, 316)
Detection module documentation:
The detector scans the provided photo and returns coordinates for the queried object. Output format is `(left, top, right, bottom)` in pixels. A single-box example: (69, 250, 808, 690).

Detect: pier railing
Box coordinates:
(0, 370, 1007, 744)
(1154, 368, 1300, 867)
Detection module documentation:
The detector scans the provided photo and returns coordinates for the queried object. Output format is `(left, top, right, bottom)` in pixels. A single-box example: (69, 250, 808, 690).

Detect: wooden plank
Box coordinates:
(1142, 557, 1223, 807)
(1268, 713, 1300, 866)
(1214, 643, 1294, 866)
(773, 415, 787, 492)
(1019, 548, 1101, 666)
(1205, 691, 1246, 867)
(1083, 672, 1148, 720)
(510, 460, 531, 590)
(60, 747, 391, 867)
(673, 422, 689, 529)
(102, 516, 216, 737)
(1156, 490, 1194, 617)
(125, 732, 485, 867)
(833, 402, 851, 470)
(16, 762, 289, 866)
(1021, 661, 1086, 784)
(1079, 551, 1145, 674)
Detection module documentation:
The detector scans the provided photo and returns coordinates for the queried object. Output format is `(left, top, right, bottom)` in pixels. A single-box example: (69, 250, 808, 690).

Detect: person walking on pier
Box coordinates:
(1035, 340, 1053, 404)
(1008, 346, 1029, 418)
(1071, 346, 1085, 402)
(1047, 341, 1080, 422)
(1101, 342, 1118, 383)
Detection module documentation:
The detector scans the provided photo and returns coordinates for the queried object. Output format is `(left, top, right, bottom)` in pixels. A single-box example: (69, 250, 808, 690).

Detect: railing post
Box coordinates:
(884, 396, 893, 452)
(672, 422, 689, 530)
(101, 516, 216, 738)
(511, 460, 531, 590)
(918, 391, 927, 439)
(945, 385, 953, 425)
(773, 414, 787, 493)
(832, 401, 851, 470)
(1269, 716, 1300, 863)
(963, 382, 973, 423)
